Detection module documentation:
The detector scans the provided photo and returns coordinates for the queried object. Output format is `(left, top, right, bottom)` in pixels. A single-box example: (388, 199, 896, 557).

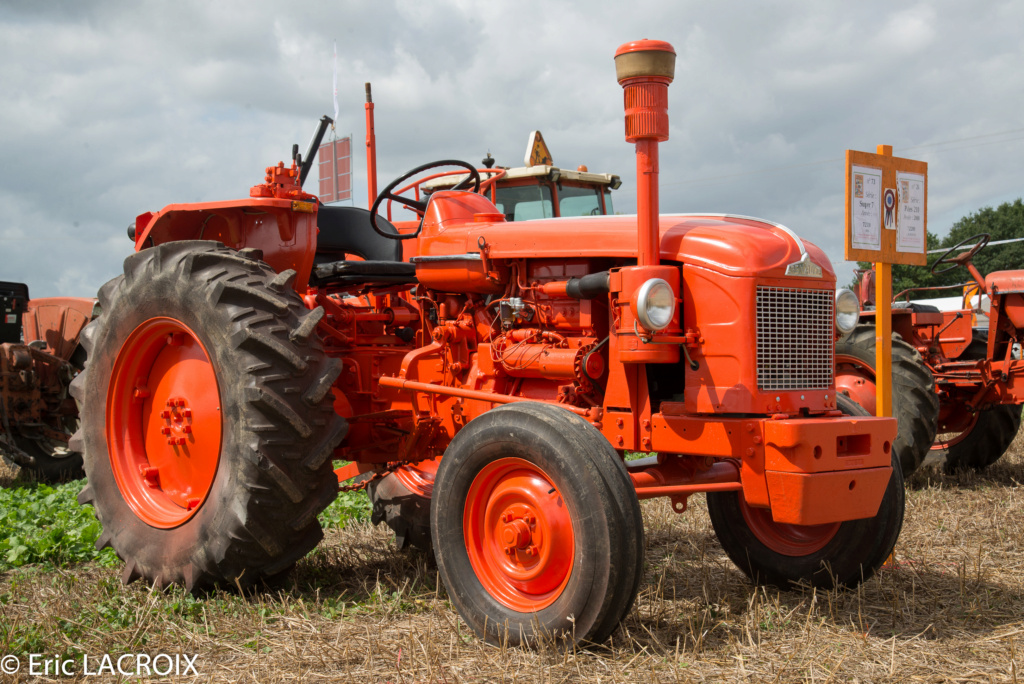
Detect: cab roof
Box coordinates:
(422, 165, 619, 191)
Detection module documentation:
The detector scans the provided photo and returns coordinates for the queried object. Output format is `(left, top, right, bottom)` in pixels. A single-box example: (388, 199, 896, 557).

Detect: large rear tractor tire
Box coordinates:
(71, 241, 348, 592)
(931, 338, 1023, 472)
(835, 324, 939, 477)
(431, 403, 644, 646)
(367, 458, 438, 552)
(707, 394, 904, 589)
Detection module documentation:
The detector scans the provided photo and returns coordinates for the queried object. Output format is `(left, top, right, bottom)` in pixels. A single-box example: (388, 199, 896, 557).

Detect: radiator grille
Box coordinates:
(756, 287, 834, 391)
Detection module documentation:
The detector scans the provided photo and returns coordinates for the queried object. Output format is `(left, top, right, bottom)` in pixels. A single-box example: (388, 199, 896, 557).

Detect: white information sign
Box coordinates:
(896, 171, 925, 253)
(850, 165, 882, 251)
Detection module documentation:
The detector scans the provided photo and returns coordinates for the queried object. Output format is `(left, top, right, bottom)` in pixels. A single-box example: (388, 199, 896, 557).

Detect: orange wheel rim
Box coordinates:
(106, 318, 222, 528)
(931, 410, 979, 451)
(740, 497, 839, 557)
(464, 457, 574, 612)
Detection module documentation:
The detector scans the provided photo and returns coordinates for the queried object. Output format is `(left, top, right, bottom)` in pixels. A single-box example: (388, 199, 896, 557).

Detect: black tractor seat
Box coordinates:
(892, 301, 941, 313)
(316, 204, 404, 263)
(312, 204, 417, 288)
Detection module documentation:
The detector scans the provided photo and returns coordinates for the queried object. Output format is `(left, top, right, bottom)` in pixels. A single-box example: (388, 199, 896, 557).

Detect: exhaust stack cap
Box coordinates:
(614, 39, 676, 83)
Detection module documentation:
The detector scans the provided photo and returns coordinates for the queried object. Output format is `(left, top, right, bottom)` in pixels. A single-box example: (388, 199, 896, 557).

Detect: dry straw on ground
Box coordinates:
(3, 432, 1024, 682)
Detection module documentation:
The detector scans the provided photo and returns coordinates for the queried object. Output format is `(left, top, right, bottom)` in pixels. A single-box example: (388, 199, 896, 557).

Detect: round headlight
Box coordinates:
(835, 288, 860, 334)
(634, 278, 676, 331)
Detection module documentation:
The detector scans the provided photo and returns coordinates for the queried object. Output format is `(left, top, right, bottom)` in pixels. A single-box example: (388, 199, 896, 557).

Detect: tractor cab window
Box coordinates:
(558, 184, 603, 217)
(604, 188, 614, 215)
(494, 184, 553, 221)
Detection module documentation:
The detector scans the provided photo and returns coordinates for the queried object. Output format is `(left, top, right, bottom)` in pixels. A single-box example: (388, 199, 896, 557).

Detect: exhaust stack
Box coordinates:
(615, 40, 676, 267)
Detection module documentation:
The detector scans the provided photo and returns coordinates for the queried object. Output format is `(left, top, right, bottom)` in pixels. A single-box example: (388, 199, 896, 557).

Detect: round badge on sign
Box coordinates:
(883, 188, 897, 230)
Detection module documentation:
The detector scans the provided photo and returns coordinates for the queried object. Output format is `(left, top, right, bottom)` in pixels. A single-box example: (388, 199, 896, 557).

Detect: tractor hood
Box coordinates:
(418, 194, 834, 281)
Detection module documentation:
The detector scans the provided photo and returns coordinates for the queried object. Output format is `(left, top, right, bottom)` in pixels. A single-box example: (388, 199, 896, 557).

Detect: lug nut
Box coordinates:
(139, 466, 160, 487)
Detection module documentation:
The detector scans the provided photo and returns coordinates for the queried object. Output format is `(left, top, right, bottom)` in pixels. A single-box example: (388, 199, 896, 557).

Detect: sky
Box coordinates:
(1, 0, 1022, 298)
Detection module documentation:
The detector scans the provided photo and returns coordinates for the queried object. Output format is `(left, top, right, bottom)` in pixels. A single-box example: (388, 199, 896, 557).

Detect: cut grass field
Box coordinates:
(3, 436, 1024, 682)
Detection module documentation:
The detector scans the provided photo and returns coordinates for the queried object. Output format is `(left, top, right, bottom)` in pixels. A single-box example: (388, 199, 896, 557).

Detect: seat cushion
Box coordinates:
(311, 260, 417, 288)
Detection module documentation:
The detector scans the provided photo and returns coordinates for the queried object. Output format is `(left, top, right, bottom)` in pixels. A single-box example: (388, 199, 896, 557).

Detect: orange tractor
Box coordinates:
(0, 282, 95, 481)
(837, 236, 1024, 475)
(73, 40, 902, 645)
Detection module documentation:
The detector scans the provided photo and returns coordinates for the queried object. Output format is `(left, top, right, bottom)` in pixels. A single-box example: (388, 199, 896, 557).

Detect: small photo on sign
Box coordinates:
(854, 174, 864, 198)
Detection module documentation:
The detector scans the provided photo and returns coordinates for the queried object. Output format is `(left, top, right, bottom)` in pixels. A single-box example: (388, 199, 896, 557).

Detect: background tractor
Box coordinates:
(414, 136, 621, 223)
(73, 40, 902, 646)
(0, 282, 96, 481)
(837, 235, 1024, 475)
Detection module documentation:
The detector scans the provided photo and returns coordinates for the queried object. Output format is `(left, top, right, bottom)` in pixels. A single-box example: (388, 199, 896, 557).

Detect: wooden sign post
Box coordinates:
(844, 145, 928, 418)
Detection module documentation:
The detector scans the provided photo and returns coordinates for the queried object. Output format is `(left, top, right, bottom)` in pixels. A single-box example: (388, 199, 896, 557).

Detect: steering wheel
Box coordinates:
(370, 160, 481, 240)
(930, 233, 991, 275)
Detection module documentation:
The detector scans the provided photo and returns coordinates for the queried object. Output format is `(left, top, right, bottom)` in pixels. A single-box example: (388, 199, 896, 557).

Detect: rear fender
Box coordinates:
(134, 199, 318, 294)
(24, 297, 97, 361)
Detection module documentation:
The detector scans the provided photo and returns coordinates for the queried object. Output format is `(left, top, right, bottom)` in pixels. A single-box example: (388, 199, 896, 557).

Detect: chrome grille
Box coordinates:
(756, 287, 833, 391)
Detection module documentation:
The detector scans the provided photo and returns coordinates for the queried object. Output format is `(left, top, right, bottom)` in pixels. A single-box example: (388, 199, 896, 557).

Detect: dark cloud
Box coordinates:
(1, 0, 1021, 297)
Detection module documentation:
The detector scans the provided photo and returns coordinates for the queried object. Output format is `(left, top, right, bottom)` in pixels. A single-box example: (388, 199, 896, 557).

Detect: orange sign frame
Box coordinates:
(844, 145, 928, 266)
(843, 145, 928, 419)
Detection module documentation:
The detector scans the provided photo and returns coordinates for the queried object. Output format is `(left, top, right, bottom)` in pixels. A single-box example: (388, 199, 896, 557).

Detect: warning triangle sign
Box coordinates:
(525, 131, 553, 167)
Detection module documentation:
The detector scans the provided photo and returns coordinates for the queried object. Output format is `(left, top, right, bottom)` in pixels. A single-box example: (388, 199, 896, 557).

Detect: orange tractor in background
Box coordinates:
(837, 236, 1024, 476)
(72, 40, 902, 646)
(415, 132, 621, 223)
(0, 282, 96, 481)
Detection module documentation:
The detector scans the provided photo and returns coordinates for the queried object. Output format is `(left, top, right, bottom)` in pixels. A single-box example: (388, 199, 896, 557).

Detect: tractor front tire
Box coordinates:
(71, 241, 347, 592)
(431, 402, 644, 646)
(835, 324, 939, 476)
(932, 338, 1023, 472)
(706, 394, 904, 589)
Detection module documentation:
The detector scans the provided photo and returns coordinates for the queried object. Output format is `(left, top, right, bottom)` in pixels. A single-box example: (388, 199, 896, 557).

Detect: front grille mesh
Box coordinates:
(756, 287, 833, 391)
